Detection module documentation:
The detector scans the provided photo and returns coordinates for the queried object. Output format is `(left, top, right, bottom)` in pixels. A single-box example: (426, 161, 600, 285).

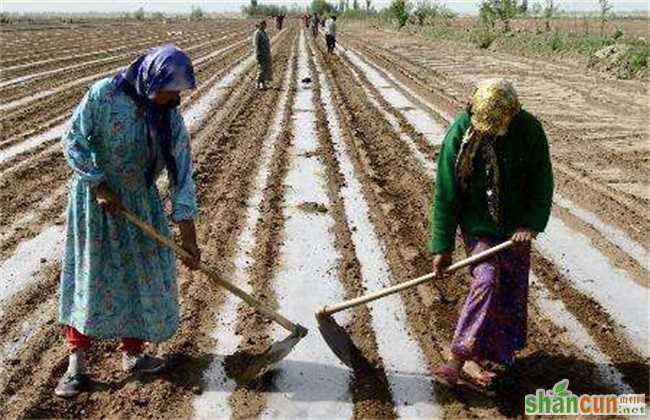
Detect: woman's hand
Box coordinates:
(178, 220, 201, 270)
(511, 228, 538, 250)
(432, 252, 452, 278)
(95, 183, 124, 214)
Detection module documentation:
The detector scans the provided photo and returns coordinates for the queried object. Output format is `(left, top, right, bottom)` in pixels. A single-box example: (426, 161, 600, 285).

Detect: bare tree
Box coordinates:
(542, 0, 559, 32)
(598, 0, 613, 36)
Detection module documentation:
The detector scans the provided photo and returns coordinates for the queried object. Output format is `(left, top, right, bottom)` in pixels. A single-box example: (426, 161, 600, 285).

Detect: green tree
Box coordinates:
(190, 5, 204, 20)
(478, 0, 522, 32)
(520, 0, 528, 14)
(598, 0, 613, 36)
(310, 0, 335, 15)
(134, 6, 145, 20)
(388, 0, 410, 28)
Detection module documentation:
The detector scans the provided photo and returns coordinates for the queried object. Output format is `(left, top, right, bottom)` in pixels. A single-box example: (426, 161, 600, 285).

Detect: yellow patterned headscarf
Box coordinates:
(455, 79, 521, 225)
(470, 78, 521, 136)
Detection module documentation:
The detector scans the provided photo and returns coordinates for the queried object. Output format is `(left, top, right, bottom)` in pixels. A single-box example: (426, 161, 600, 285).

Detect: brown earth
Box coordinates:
(0, 19, 647, 419)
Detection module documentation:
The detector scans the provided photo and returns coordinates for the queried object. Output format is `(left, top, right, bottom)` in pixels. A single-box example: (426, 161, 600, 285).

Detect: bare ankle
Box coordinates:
(448, 354, 465, 371)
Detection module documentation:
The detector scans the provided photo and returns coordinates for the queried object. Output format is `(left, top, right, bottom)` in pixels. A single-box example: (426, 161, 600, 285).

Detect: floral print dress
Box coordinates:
(59, 78, 198, 342)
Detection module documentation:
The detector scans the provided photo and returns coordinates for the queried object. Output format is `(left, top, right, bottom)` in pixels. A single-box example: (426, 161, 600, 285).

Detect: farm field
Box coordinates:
(0, 18, 648, 418)
(450, 15, 650, 39)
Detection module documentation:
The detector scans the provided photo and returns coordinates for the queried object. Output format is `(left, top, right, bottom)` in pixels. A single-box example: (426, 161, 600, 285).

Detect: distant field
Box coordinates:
(451, 16, 650, 39)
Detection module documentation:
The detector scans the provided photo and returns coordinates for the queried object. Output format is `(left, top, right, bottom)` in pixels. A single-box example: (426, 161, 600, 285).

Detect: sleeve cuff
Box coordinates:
(82, 172, 105, 189)
(171, 205, 197, 222)
(429, 233, 456, 254)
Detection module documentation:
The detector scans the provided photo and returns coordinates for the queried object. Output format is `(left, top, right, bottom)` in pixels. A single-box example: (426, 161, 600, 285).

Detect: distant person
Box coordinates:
(304, 14, 311, 29)
(253, 20, 272, 90)
(325, 16, 337, 54)
(311, 13, 319, 37)
(275, 14, 285, 31)
(430, 79, 553, 388)
(55, 45, 201, 398)
(321, 16, 326, 27)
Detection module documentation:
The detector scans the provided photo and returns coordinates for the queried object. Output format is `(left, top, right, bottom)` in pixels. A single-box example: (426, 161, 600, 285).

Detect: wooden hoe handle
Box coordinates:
(319, 240, 514, 316)
(119, 209, 300, 334)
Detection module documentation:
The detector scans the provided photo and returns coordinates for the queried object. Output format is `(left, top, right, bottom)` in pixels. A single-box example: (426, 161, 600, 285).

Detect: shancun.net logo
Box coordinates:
(525, 379, 647, 416)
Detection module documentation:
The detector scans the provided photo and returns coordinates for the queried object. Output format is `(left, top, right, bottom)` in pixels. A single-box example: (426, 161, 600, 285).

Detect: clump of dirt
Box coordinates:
(224, 349, 264, 385)
(588, 43, 648, 79)
(297, 201, 328, 214)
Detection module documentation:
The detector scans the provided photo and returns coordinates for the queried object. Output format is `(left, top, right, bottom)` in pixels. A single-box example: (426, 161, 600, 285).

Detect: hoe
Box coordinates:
(316, 241, 513, 368)
(119, 208, 308, 382)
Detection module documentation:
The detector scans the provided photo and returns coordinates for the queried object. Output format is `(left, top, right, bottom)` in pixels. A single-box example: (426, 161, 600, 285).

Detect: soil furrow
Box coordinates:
(306, 37, 398, 419)
(224, 34, 300, 420)
(0, 21, 246, 67)
(337, 37, 648, 393)
(342, 34, 650, 247)
(0, 33, 266, 259)
(1, 26, 248, 80)
(0, 26, 297, 420)
(314, 34, 635, 418)
(0, 30, 253, 146)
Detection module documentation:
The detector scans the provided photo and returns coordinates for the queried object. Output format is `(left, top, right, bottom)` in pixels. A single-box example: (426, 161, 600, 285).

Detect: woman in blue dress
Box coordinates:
(56, 45, 201, 398)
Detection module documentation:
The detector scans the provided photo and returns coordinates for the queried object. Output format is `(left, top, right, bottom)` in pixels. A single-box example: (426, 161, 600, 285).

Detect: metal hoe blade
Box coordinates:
(316, 312, 364, 368)
(227, 324, 308, 384)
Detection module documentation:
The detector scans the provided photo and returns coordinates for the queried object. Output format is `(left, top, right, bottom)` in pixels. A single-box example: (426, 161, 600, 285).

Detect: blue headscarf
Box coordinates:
(113, 44, 196, 187)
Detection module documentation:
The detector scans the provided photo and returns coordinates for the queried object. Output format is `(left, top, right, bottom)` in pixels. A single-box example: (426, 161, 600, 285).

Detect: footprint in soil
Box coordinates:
(297, 202, 328, 214)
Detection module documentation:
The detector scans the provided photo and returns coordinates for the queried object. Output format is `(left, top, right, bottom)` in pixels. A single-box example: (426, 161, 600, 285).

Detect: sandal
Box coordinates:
(432, 364, 459, 387)
(462, 361, 497, 387)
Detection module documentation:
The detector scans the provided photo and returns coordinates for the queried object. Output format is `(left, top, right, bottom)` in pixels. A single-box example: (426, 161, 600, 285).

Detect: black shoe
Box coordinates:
(122, 353, 166, 374)
(54, 372, 90, 398)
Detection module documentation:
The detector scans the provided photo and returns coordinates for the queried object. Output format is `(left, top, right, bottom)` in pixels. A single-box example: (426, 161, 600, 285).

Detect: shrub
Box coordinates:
(133, 7, 145, 20)
(190, 6, 204, 20)
(388, 0, 410, 29)
(472, 27, 498, 49)
(549, 31, 563, 51)
(619, 40, 649, 78)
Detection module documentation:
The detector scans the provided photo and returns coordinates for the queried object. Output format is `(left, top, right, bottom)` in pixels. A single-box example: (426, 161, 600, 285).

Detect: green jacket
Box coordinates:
(253, 29, 270, 62)
(430, 110, 554, 254)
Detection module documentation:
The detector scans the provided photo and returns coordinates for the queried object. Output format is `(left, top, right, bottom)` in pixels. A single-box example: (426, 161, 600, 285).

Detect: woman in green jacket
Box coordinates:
(253, 20, 272, 90)
(430, 79, 553, 387)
